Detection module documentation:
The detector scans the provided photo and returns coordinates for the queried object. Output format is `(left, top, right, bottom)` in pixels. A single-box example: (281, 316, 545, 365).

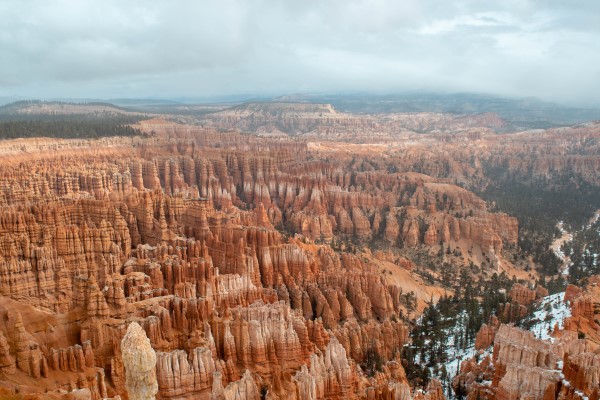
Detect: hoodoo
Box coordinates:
(122, 322, 158, 400)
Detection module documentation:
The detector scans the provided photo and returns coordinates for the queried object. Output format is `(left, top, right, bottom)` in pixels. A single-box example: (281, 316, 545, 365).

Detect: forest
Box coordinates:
(477, 165, 600, 276)
(402, 270, 517, 396)
(563, 218, 600, 284)
(0, 119, 144, 139)
(0, 102, 146, 139)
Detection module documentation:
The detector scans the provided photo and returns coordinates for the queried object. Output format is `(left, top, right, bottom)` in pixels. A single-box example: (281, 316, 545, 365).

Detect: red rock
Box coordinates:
(0, 116, 543, 399)
(509, 283, 537, 306)
(475, 316, 500, 350)
(564, 284, 583, 303)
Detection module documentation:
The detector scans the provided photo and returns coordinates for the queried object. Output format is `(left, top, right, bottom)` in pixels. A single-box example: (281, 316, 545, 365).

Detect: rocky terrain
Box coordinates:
(0, 102, 598, 399)
(200, 102, 507, 138)
(454, 277, 600, 400)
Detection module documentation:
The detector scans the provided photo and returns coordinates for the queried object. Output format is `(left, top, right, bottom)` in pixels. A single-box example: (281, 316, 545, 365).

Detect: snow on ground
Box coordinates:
(440, 311, 492, 384)
(412, 289, 571, 398)
(590, 211, 600, 226)
(527, 292, 570, 342)
(552, 221, 573, 276)
(414, 310, 493, 398)
(444, 341, 492, 387)
(441, 292, 571, 376)
(434, 292, 569, 398)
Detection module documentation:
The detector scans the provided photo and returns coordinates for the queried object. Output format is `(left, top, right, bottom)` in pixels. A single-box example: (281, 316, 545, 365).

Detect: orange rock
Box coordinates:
(509, 283, 537, 306)
(0, 117, 542, 399)
(475, 316, 500, 350)
(564, 284, 583, 303)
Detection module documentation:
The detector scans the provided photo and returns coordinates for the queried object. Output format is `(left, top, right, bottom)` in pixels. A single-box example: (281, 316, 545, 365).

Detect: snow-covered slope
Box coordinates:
(428, 292, 570, 399)
(527, 292, 571, 341)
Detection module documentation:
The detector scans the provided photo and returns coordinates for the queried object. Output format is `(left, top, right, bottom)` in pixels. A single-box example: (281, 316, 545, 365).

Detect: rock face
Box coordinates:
(122, 322, 158, 400)
(213, 369, 260, 400)
(493, 325, 560, 400)
(508, 283, 537, 306)
(474, 316, 499, 350)
(0, 330, 15, 375)
(496, 283, 549, 324)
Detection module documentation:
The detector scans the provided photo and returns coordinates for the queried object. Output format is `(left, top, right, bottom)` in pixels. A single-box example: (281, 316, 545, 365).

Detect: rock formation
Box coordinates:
(474, 316, 500, 350)
(5, 110, 598, 399)
(122, 322, 158, 400)
(456, 278, 600, 400)
(0, 330, 15, 375)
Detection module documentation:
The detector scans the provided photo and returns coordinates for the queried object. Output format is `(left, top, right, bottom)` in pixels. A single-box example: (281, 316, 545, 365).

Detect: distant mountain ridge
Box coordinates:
(220, 101, 338, 116)
(0, 99, 131, 113)
(2, 91, 599, 129)
(0, 100, 147, 120)
(272, 92, 600, 128)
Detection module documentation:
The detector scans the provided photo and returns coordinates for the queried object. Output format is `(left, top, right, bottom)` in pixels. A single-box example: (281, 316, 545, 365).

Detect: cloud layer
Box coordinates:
(1, 0, 599, 105)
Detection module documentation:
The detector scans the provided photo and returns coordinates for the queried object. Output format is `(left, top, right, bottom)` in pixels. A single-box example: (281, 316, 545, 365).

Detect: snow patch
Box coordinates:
(527, 292, 571, 342)
(553, 221, 573, 276)
(414, 310, 493, 398)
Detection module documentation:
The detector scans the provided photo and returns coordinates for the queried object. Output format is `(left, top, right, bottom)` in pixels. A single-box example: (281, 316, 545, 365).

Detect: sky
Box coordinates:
(1, 0, 599, 106)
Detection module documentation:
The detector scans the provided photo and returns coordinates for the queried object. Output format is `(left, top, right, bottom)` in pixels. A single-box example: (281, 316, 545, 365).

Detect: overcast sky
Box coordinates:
(1, 0, 599, 105)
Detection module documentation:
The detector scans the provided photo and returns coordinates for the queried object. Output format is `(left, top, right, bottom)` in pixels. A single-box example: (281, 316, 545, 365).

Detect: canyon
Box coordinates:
(0, 101, 598, 399)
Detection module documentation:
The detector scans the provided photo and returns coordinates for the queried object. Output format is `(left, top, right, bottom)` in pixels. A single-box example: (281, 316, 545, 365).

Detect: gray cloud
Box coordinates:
(0, 0, 598, 105)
